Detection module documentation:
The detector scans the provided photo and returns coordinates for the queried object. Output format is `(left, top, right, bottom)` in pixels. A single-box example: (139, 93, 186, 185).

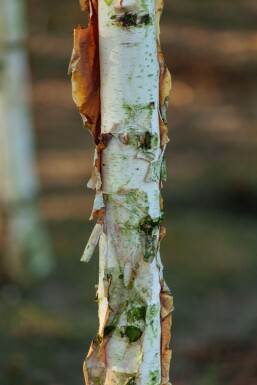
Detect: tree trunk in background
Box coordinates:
(70, 0, 173, 384)
(0, 0, 54, 284)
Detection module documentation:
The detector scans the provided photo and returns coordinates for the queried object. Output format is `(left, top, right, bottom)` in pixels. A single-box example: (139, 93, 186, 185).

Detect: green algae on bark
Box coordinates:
(139, 214, 163, 262)
(104, 324, 116, 337)
(139, 214, 163, 233)
(139, 131, 158, 150)
(124, 326, 143, 343)
(110, 12, 152, 28)
(127, 305, 147, 323)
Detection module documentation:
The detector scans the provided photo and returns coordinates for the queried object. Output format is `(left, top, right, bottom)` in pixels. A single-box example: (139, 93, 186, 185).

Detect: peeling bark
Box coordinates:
(70, 0, 173, 384)
(69, 0, 101, 143)
(155, 0, 171, 147)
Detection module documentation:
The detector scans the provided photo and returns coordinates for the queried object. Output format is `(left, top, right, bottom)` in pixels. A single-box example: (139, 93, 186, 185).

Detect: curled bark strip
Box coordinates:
(84, 271, 112, 385)
(90, 192, 105, 219)
(145, 146, 165, 183)
(81, 223, 103, 262)
(155, 0, 172, 146)
(103, 271, 112, 298)
(83, 339, 107, 385)
(87, 148, 102, 191)
(160, 280, 174, 385)
(69, 0, 101, 144)
(80, 0, 90, 11)
(159, 225, 166, 241)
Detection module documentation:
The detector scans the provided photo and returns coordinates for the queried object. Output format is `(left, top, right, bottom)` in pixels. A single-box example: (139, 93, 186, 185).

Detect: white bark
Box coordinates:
(0, 0, 54, 282)
(98, 1, 162, 384)
(70, 1, 173, 384)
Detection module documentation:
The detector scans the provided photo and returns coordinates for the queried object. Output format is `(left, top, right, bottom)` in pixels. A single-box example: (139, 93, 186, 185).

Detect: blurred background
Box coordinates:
(0, 0, 257, 384)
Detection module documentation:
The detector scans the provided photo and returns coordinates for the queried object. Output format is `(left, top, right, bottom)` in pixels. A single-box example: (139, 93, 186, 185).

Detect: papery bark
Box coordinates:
(69, 0, 101, 143)
(70, 0, 173, 384)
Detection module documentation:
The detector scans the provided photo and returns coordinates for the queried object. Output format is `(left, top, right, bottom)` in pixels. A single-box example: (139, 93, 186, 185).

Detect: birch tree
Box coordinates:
(0, 0, 54, 283)
(70, 0, 173, 384)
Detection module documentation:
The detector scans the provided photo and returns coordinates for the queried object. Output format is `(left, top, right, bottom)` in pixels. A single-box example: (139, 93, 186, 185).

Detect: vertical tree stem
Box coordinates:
(70, 1, 173, 384)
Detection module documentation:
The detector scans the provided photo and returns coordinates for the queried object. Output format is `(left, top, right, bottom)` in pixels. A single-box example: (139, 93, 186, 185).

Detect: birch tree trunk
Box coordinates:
(0, 0, 54, 283)
(70, 0, 173, 384)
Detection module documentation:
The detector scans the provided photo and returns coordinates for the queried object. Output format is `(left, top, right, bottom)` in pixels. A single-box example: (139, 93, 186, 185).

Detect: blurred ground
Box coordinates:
(0, 0, 257, 384)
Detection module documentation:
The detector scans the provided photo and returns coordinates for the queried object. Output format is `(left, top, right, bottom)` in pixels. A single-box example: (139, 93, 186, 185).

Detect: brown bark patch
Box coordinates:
(79, 0, 90, 11)
(69, 0, 101, 144)
(155, 0, 172, 146)
(84, 269, 112, 385)
(160, 280, 174, 385)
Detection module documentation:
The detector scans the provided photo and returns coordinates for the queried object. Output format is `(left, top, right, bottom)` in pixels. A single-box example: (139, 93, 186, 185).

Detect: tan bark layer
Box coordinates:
(69, 0, 101, 144)
(155, 0, 172, 146)
(160, 280, 173, 385)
